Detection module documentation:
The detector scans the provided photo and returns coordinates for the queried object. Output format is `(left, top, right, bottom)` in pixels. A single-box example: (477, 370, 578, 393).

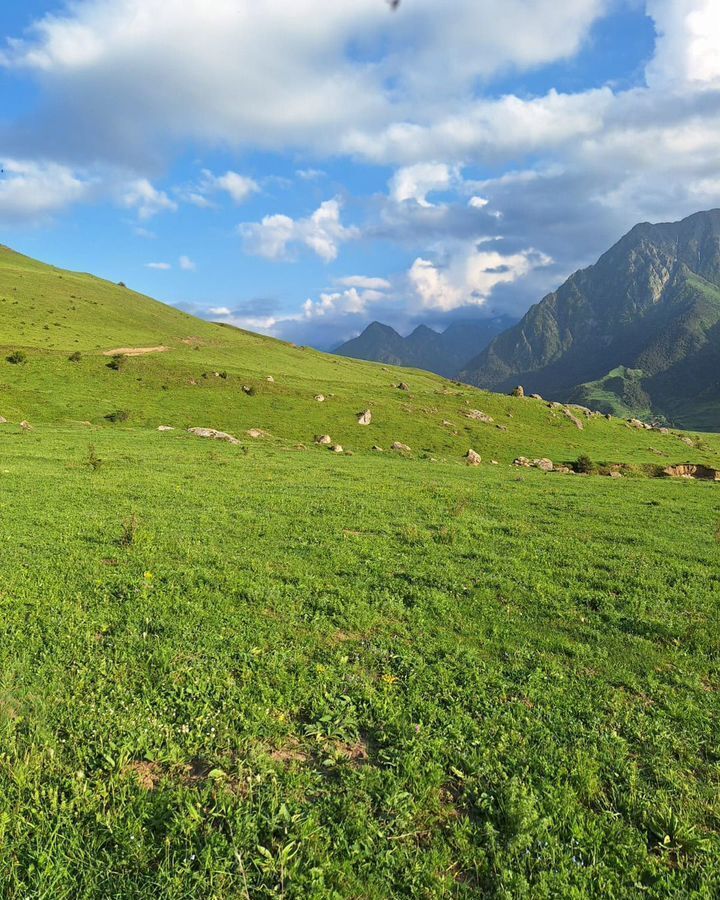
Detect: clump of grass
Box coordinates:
(6, 350, 27, 365)
(86, 444, 102, 470)
(573, 454, 596, 474)
(68, 351, 82, 363)
(105, 410, 130, 423)
(106, 354, 125, 371)
(118, 514, 138, 547)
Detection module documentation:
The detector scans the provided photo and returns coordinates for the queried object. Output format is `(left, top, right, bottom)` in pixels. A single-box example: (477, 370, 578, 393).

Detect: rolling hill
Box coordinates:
(462, 210, 720, 431)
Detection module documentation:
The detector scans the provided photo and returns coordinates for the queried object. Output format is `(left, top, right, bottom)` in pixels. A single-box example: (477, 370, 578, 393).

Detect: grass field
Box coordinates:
(1, 247, 719, 897)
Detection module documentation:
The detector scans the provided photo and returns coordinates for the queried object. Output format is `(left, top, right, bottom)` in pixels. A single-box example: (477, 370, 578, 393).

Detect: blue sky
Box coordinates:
(1, 0, 720, 348)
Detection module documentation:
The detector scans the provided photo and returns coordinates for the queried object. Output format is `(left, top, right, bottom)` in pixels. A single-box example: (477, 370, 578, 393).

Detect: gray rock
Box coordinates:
(466, 449, 482, 466)
(357, 410, 372, 426)
(188, 427, 241, 445)
(315, 434, 332, 445)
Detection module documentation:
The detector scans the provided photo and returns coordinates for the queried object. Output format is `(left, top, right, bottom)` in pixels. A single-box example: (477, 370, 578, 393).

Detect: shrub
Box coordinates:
(106, 354, 125, 371)
(573, 454, 595, 474)
(68, 351, 82, 363)
(86, 444, 102, 470)
(105, 409, 130, 423)
(118, 514, 138, 547)
(6, 350, 27, 365)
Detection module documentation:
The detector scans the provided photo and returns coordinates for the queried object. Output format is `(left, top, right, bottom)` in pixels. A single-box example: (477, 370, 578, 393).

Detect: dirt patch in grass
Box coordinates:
(269, 739, 310, 766)
(102, 346, 170, 357)
(124, 761, 164, 792)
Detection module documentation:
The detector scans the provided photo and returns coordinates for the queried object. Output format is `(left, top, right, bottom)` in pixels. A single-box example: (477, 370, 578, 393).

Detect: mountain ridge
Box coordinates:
(462, 209, 720, 431)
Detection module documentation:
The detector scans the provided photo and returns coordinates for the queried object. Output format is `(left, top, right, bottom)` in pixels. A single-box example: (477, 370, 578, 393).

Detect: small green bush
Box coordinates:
(6, 350, 27, 365)
(105, 409, 130, 423)
(574, 454, 595, 474)
(68, 351, 82, 363)
(106, 354, 125, 371)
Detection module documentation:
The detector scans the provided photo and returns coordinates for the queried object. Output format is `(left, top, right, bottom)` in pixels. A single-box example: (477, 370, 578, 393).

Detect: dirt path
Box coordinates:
(102, 346, 170, 357)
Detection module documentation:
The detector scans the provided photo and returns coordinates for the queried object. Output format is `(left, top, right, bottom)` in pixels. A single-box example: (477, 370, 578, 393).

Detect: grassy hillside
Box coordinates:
(1, 246, 718, 470)
(1, 247, 720, 897)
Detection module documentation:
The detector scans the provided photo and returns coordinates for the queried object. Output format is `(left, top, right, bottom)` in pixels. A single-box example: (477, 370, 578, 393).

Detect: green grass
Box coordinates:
(1, 428, 719, 898)
(1, 247, 719, 897)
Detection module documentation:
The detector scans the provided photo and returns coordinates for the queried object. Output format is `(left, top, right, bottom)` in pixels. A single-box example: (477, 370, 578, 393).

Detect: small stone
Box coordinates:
(20, 420, 32, 431)
(372, 445, 384, 452)
(330, 444, 344, 453)
(357, 410, 372, 426)
(530, 393, 543, 401)
(511, 386, 525, 398)
(397, 382, 410, 391)
(0, 416, 7, 424)
(314, 394, 325, 402)
(465, 410, 494, 423)
(157, 425, 174, 432)
(246, 428, 270, 439)
(315, 434, 332, 445)
(466, 449, 482, 466)
(242, 385, 253, 394)
(266, 376, 275, 383)
(533, 458, 554, 472)
(392, 442, 411, 452)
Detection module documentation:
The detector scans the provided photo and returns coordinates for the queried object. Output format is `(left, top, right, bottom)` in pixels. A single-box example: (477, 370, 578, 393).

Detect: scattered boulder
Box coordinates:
(0, 416, 7, 424)
(357, 410, 372, 426)
(315, 434, 333, 445)
(246, 428, 270, 439)
(465, 409, 494, 424)
(496, 425, 509, 432)
(242, 385, 253, 395)
(465, 449, 482, 466)
(679, 436, 694, 447)
(330, 444, 344, 453)
(663, 464, 720, 481)
(188, 427, 241, 444)
(392, 442, 411, 452)
(491, 460, 499, 465)
(534, 458, 554, 472)
(20, 420, 33, 431)
(266, 376, 275, 383)
(514, 457, 531, 468)
(314, 394, 326, 402)
(530, 393, 543, 401)
(372, 445, 384, 452)
(397, 382, 410, 391)
(511, 386, 525, 398)
(563, 408, 584, 430)
(608, 471, 623, 478)
(157, 425, 174, 432)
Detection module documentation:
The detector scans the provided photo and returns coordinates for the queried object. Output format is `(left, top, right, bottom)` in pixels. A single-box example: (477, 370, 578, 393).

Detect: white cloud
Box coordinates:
(240, 198, 358, 262)
(179, 254, 196, 270)
(122, 178, 177, 219)
(212, 171, 259, 204)
(469, 196, 489, 209)
(647, 0, 720, 89)
(0, 0, 609, 162)
(408, 243, 553, 312)
(0, 158, 93, 223)
(146, 261, 171, 270)
(390, 163, 456, 206)
(303, 287, 386, 320)
(336, 275, 392, 290)
(207, 306, 232, 316)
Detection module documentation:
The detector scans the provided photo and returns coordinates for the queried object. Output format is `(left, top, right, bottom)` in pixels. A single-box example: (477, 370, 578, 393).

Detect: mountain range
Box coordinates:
(462, 209, 720, 430)
(334, 317, 516, 379)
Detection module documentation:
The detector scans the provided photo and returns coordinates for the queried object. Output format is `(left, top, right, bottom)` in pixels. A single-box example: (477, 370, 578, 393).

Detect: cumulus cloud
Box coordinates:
(0, 158, 94, 223)
(122, 178, 177, 219)
(390, 163, 457, 206)
(336, 275, 392, 290)
(179, 255, 196, 270)
(0, 0, 609, 164)
(146, 261, 171, 270)
(408, 243, 553, 312)
(240, 198, 358, 262)
(647, 0, 720, 89)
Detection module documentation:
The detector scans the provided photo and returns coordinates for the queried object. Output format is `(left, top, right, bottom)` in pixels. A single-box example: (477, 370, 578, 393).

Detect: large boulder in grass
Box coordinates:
(188, 427, 241, 445)
(392, 442, 411, 452)
(465, 409, 494, 424)
(357, 410, 372, 426)
(466, 449, 482, 466)
(315, 434, 332, 445)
